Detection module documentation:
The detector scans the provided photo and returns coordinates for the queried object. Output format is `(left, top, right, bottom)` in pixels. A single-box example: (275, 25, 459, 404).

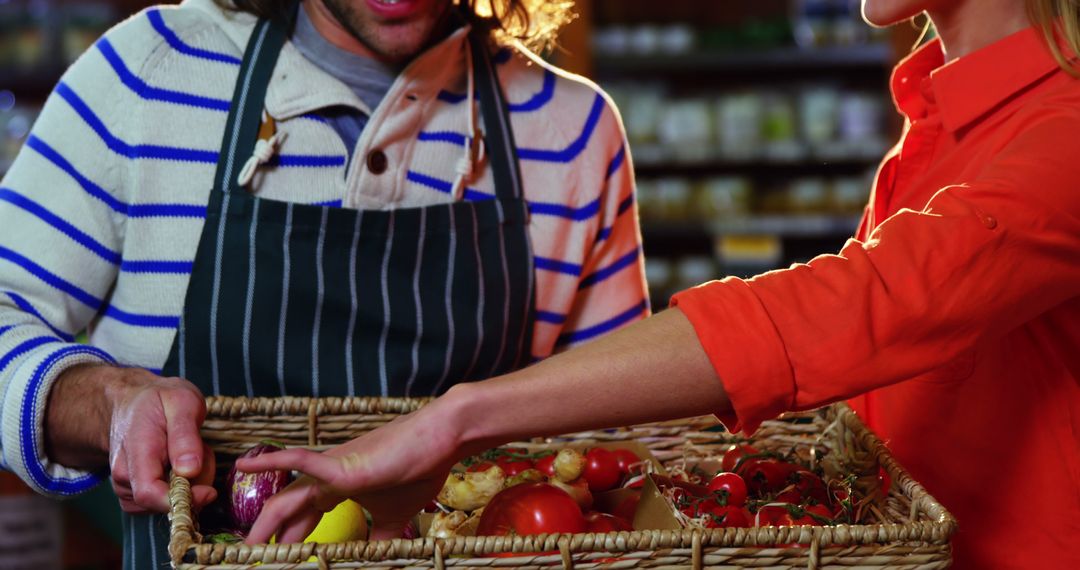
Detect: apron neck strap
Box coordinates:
(215, 5, 523, 202)
(468, 33, 524, 202)
(212, 5, 294, 195)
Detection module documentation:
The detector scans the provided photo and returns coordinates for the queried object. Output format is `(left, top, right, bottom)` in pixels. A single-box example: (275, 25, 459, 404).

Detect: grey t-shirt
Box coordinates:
(291, 6, 401, 161)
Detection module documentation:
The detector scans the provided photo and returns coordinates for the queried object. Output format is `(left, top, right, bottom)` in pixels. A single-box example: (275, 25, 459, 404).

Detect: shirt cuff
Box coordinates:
(1, 343, 114, 497)
(670, 277, 796, 435)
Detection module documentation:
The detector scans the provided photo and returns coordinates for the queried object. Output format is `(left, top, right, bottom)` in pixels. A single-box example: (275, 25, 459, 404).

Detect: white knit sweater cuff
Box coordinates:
(1, 343, 115, 497)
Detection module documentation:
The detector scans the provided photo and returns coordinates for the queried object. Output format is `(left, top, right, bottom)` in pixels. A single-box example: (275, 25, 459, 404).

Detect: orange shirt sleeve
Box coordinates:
(671, 107, 1080, 435)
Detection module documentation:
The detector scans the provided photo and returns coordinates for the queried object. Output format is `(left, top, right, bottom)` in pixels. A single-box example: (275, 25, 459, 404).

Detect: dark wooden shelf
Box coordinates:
(642, 214, 861, 246)
(594, 44, 892, 76)
(1, 67, 66, 100)
(634, 156, 879, 178)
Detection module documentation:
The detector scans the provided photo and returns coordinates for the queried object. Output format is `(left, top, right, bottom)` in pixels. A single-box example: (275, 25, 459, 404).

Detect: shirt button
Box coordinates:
(367, 150, 388, 175)
(981, 214, 998, 229)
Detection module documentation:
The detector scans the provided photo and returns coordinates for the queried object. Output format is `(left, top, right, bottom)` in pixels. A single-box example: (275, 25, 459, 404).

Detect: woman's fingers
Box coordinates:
(237, 448, 344, 484)
(245, 483, 316, 544)
(276, 510, 324, 544)
(368, 519, 409, 541)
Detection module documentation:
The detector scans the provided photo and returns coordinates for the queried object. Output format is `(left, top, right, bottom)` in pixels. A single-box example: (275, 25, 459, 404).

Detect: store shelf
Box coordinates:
(594, 43, 892, 75)
(644, 214, 861, 240)
(634, 156, 879, 178)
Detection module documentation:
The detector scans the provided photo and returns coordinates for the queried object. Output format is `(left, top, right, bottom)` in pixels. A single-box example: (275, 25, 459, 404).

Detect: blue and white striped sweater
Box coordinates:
(0, 0, 648, 496)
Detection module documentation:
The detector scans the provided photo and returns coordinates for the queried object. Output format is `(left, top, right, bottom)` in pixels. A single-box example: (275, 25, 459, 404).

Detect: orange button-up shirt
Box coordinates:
(672, 27, 1080, 568)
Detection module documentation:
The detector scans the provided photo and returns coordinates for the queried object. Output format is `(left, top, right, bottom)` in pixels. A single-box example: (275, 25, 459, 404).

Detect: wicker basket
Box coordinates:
(168, 397, 956, 569)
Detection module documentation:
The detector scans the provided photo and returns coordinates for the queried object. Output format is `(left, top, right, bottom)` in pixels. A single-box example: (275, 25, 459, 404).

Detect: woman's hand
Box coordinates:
(238, 391, 477, 543)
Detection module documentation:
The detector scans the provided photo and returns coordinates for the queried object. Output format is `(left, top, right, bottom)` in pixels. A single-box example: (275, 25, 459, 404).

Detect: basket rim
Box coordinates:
(169, 398, 958, 568)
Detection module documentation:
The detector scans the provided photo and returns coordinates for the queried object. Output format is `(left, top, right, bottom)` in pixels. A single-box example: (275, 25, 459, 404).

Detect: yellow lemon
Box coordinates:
(304, 499, 369, 543)
(267, 500, 368, 564)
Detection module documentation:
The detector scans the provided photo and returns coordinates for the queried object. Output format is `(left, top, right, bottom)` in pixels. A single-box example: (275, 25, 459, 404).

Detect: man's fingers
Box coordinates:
(125, 430, 170, 512)
(237, 449, 343, 483)
(161, 388, 207, 478)
(191, 485, 218, 511)
(131, 477, 171, 513)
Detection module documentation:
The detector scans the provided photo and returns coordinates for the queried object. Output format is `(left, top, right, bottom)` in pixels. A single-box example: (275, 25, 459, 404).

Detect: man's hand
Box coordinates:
(45, 365, 217, 513)
(238, 390, 476, 543)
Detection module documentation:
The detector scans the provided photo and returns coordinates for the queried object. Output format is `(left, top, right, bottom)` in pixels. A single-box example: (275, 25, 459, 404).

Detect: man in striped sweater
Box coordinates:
(0, 0, 647, 553)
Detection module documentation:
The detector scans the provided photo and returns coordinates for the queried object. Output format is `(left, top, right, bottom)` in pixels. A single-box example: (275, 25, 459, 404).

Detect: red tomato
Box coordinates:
(582, 448, 621, 492)
(753, 505, 788, 526)
(622, 474, 647, 489)
(609, 492, 640, 521)
(611, 449, 642, 475)
(706, 472, 748, 507)
(721, 445, 760, 473)
(740, 460, 796, 495)
(878, 466, 892, 496)
(467, 461, 498, 473)
(790, 470, 828, 504)
(704, 505, 751, 528)
(584, 512, 633, 533)
(476, 483, 586, 537)
(534, 454, 556, 477)
(773, 489, 803, 504)
(498, 460, 535, 477)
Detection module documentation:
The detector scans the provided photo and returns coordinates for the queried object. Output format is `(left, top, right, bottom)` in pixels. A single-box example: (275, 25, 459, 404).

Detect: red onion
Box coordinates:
(226, 440, 291, 532)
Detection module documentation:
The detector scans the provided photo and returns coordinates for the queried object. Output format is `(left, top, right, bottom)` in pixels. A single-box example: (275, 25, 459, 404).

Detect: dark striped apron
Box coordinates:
(122, 8, 535, 568)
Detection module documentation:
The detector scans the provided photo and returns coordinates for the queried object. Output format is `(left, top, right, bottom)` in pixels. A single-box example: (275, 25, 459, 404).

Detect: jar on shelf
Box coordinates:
(788, 177, 831, 213)
(695, 176, 752, 219)
(644, 257, 674, 295)
(0, 1, 49, 70)
(658, 98, 713, 164)
(716, 94, 764, 161)
(831, 175, 871, 213)
(761, 92, 805, 162)
(674, 256, 719, 291)
(61, 2, 115, 64)
(799, 86, 840, 147)
(654, 177, 694, 221)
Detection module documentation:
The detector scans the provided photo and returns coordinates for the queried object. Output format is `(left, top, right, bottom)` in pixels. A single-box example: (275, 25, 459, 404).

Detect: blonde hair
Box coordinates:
(1027, 0, 1080, 75)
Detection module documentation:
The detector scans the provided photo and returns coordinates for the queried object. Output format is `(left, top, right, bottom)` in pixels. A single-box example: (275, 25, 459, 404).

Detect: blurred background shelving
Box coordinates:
(553, 0, 917, 307)
(2, 5, 164, 568)
(1, 3, 917, 568)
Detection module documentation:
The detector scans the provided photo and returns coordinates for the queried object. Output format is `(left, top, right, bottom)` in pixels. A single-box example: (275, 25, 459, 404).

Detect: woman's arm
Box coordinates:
(240, 307, 729, 542)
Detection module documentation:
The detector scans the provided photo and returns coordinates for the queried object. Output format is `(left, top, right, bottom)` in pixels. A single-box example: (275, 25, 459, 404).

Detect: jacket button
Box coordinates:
(367, 150, 388, 174)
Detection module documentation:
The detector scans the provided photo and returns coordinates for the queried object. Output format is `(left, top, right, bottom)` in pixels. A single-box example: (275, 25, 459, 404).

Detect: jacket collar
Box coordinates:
(183, 0, 470, 120)
(891, 25, 1067, 132)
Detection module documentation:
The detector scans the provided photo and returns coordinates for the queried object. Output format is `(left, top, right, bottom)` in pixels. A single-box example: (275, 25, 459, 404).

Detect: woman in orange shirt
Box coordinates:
(239, 0, 1080, 567)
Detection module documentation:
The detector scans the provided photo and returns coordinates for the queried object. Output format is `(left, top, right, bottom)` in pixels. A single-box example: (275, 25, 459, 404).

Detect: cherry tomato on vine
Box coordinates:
(467, 461, 498, 473)
(611, 449, 643, 475)
(582, 448, 622, 492)
(706, 472, 748, 507)
(721, 445, 760, 473)
(497, 459, 534, 477)
(534, 454, 556, 477)
(704, 505, 751, 528)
